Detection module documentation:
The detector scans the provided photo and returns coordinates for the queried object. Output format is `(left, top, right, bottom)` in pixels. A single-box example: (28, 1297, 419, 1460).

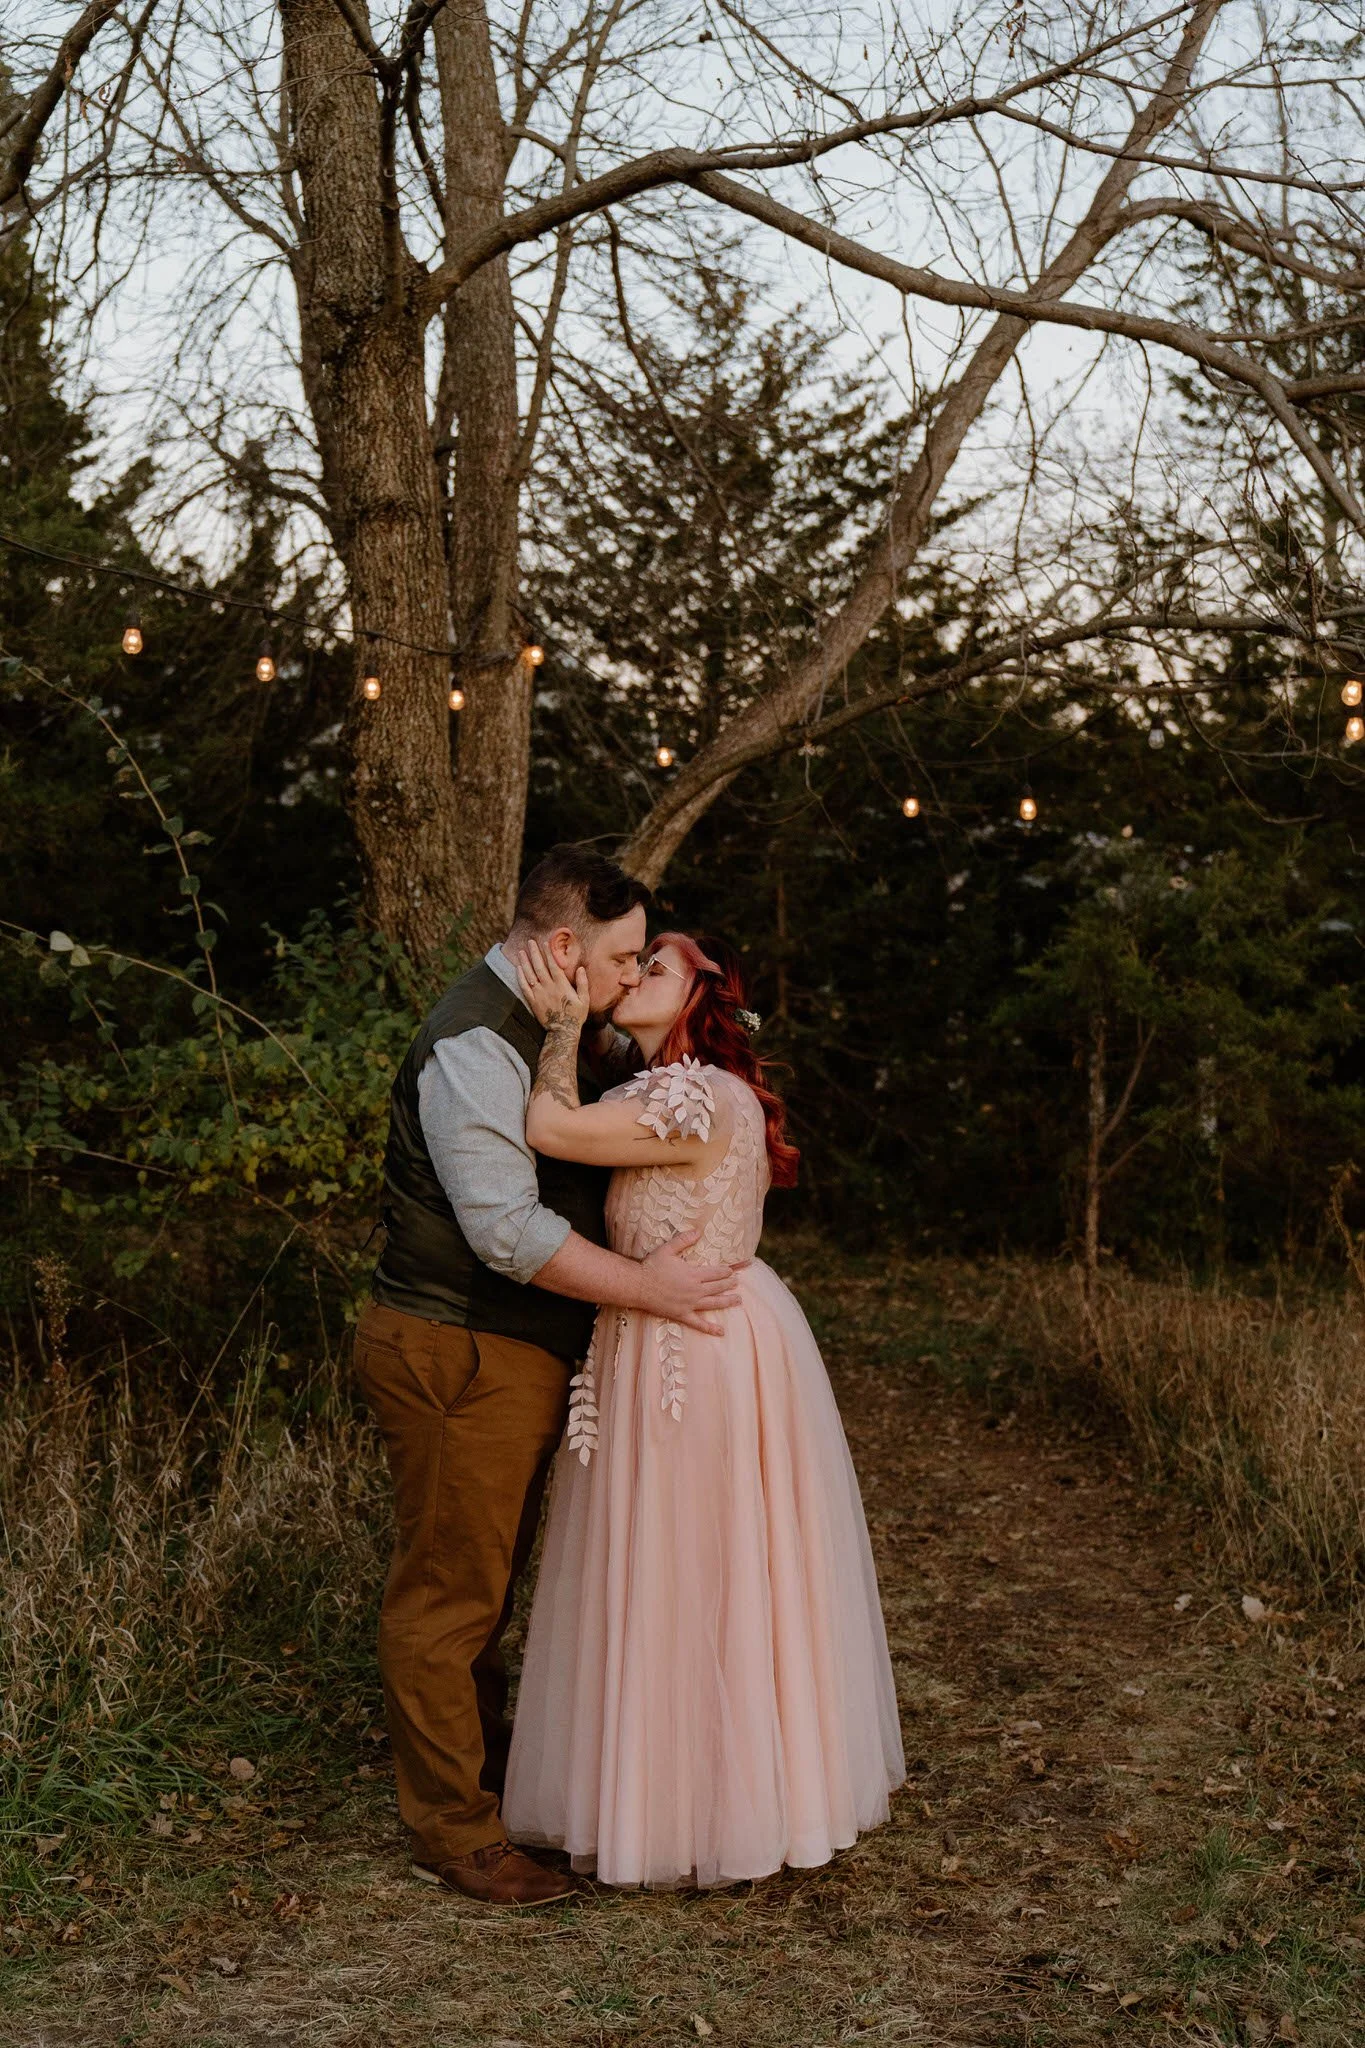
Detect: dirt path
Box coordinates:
(5, 1257, 1363, 2046)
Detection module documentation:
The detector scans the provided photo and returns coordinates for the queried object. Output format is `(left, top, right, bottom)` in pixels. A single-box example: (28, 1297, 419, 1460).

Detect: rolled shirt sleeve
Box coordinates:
(416, 1029, 572, 1285)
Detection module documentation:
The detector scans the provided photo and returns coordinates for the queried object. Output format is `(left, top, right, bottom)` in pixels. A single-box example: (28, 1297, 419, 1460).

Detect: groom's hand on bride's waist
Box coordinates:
(639, 1228, 747, 1335)
(530, 1226, 745, 1335)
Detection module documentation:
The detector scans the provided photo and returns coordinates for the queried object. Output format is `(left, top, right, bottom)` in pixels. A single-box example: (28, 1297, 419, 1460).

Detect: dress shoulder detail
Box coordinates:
(620, 1056, 716, 1143)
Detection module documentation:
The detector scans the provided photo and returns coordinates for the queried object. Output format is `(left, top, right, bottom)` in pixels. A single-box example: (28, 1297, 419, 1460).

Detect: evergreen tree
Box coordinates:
(523, 269, 1365, 1263)
(0, 229, 355, 998)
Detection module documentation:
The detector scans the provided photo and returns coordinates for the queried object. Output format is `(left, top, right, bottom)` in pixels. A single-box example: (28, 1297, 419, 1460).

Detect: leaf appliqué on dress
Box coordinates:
(566, 1325, 601, 1466)
(589, 1069, 771, 1444)
(621, 1056, 715, 1143)
(656, 1317, 687, 1422)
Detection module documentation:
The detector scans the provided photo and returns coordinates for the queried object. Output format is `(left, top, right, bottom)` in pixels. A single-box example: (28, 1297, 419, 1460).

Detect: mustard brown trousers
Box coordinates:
(353, 1301, 571, 1863)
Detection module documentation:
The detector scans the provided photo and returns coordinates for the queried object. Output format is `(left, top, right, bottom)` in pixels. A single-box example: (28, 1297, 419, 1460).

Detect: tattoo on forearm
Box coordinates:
(531, 1010, 583, 1115)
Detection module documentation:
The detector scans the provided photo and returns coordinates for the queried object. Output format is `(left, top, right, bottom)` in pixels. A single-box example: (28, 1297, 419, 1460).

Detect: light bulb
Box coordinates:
(1342, 678, 1363, 707)
(1019, 792, 1038, 823)
(1148, 724, 1166, 750)
(655, 745, 675, 768)
(122, 614, 143, 656)
(448, 686, 466, 711)
(1346, 715, 1364, 744)
(901, 795, 920, 818)
(256, 640, 276, 684)
(362, 674, 382, 702)
(524, 644, 545, 667)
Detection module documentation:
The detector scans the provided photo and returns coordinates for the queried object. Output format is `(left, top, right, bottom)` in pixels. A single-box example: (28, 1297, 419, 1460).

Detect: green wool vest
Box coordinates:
(369, 962, 608, 1360)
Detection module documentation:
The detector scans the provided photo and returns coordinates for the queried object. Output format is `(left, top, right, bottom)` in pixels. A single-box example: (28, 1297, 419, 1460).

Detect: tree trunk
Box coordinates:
(434, 0, 528, 949)
(282, 0, 459, 963)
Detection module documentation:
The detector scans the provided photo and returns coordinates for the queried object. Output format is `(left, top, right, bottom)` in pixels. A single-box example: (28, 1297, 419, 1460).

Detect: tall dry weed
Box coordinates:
(1005, 1264, 1365, 1597)
(0, 1350, 390, 1852)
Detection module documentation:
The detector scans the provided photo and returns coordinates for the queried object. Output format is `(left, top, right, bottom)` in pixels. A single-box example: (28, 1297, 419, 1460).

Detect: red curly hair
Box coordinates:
(647, 932, 799, 1189)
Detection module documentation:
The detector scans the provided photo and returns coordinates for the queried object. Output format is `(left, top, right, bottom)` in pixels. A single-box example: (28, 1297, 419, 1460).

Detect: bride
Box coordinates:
(503, 930, 904, 1888)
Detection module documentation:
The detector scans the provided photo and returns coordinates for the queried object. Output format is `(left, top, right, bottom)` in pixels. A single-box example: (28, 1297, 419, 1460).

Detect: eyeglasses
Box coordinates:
(643, 956, 686, 980)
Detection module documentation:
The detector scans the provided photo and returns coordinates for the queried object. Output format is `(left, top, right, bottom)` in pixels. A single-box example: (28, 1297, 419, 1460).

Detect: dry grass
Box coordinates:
(0, 1350, 389, 1882)
(994, 1263, 1365, 1602)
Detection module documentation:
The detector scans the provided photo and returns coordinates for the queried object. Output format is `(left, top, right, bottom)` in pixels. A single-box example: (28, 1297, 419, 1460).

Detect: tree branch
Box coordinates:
(687, 166, 1365, 538)
(619, 0, 1234, 883)
(0, 0, 129, 211)
(1118, 195, 1365, 291)
(417, 4, 1196, 314)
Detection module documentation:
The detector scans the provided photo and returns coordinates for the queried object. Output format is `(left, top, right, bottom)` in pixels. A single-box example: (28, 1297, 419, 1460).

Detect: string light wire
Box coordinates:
(0, 527, 458, 664)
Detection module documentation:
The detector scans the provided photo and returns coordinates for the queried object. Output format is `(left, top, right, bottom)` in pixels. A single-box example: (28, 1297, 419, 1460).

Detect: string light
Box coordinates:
(362, 673, 382, 702)
(121, 613, 143, 656)
(1019, 788, 1038, 823)
(1346, 715, 1364, 745)
(448, 686, 466, 711)
(1343, 679, 1363, 707)
(901, 795, 920, 818)
(523, 644, 545, 667)
(255, 640, 276, 684)
(655, 745, 675, 768)
(1147, 723, 1166, 750)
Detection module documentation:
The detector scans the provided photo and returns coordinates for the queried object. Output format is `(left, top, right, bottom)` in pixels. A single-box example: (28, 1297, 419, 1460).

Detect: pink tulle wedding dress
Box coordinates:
(502, 1060, 905, 1887)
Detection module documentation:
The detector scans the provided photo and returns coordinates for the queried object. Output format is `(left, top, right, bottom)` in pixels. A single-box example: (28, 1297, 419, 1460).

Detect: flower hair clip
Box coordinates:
(734, 1006, 762, 1035)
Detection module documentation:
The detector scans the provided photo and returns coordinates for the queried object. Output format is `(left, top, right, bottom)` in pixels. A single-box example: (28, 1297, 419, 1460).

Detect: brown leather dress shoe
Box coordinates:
(412, 1840, 576, 1907)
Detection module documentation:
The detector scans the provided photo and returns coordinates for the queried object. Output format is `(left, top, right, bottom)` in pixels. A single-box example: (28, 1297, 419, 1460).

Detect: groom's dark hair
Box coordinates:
(511, 843, 652, 939)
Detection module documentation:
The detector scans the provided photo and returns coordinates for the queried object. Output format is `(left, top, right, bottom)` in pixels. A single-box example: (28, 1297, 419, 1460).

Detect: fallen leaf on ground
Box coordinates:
(207, 1956, 240, 1976)
(692, 2019, 714, 2039)
(1169, 1903, 1200, 1923)
(157, 1975, 192, 1997)
(1173, 1593, 1192, 1612)
(1275, 2020, 1300, 2043)
(1242, 1594, 1268, 1623)
(148, 1814, 173, 1837)
(1117, 1990, 1141, 2010)
(34, 1835, 66, 1858)
(228, 1757, 256, 1782)
(1104, 1828, 1141, 1859)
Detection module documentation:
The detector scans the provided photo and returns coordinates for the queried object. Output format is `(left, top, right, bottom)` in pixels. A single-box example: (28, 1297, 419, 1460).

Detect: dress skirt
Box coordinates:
(503, 1258, 905, 1887)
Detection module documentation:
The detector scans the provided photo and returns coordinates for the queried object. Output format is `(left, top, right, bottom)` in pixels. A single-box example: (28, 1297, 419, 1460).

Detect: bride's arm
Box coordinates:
(518, 949, 712, 1169)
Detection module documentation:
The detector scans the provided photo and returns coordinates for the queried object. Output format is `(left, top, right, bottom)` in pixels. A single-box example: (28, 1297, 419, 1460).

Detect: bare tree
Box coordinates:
(7, 0, 1365, 955)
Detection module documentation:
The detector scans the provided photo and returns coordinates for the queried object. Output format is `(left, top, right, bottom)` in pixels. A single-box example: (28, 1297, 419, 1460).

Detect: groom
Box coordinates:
(355, 845, 743, 1906)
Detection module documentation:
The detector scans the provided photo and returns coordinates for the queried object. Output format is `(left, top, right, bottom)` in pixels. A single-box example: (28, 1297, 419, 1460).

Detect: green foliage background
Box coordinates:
(2, 234, 1363, 1385)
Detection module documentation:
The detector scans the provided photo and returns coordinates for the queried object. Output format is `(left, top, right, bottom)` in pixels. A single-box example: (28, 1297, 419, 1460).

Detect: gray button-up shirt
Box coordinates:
(415, 945, 572, 1285)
